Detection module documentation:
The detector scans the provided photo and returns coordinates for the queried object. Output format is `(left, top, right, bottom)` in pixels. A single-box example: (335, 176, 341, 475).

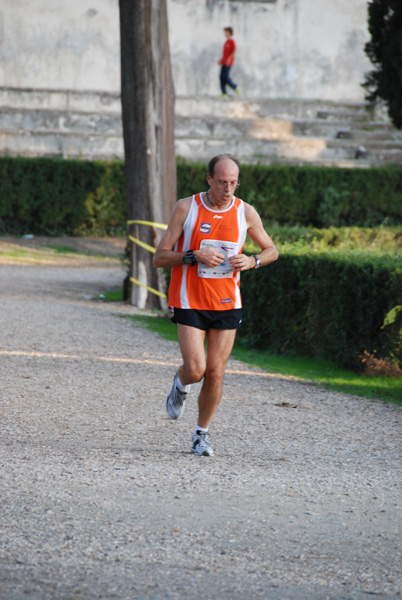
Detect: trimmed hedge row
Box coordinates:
(1, 157, 402, 234)
(267, 225, 402, 252)
(177, 160, 402, 227)
(0, 158, 102, 235)
(239, 249, 402, 370)
(1, 157, 400, 371)
(0, 158, 126, 235)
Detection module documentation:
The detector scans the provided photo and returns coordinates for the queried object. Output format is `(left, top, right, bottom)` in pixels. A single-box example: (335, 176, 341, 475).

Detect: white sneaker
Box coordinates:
(191, 430, 214, 456)
(166, 374, 187, 419)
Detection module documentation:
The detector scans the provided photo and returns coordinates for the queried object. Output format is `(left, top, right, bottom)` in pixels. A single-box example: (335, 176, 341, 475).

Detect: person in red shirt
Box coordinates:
(219, 27, 240, 98)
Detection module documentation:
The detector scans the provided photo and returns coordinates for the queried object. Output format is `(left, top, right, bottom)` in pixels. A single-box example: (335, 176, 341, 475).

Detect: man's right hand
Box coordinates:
(194, 246, 225, 267)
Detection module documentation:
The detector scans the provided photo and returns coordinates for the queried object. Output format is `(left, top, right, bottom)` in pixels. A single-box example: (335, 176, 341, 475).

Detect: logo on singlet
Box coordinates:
(220, 298, 232, 304)
(200, 222, 211, 233)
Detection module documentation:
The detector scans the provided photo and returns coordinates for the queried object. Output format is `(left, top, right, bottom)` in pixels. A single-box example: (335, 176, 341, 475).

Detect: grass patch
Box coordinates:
(251, 225, 402, 255)
(0, 242, 120, 264)
(41, 244, 78, 254)
(128, 313, 179, 342)
(0, 247, 34, 260)
(96, 290, 124, 302)
(128, 314, 402, 406)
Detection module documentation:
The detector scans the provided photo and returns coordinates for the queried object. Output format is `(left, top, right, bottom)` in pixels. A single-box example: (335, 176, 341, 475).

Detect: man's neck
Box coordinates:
(205, 190, 231, 211)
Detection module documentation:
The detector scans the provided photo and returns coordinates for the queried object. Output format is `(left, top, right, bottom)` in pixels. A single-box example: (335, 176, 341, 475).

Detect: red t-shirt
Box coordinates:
(220, 38, 236, 66)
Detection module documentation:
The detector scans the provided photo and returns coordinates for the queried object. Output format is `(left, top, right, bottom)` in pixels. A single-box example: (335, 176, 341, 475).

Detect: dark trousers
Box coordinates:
(220, 65, 237, 94)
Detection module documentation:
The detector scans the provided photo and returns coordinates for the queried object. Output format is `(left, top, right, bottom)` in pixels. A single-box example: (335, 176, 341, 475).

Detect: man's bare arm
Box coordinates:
(153, 198, 191, 268)
(228, 202, 279, 271)
(153, 197, 225, 269)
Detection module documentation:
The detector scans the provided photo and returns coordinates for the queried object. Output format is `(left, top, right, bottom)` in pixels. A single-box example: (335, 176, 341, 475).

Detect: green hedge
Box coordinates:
(1, 157, 402, 234)
(0, 157, 126, 235)
(239, 249, 402, 370)
(267, 225, 402, 253)
(1, 157, 400, 371)
(177, 160, 402, 227)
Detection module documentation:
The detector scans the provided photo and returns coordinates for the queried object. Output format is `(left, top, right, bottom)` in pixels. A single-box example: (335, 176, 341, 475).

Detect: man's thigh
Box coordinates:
(206, 328, 237, 372)
(177, 324, 207, 372)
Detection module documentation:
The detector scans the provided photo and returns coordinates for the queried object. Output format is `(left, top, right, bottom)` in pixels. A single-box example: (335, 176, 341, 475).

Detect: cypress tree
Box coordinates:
(363, 0, 402, 129)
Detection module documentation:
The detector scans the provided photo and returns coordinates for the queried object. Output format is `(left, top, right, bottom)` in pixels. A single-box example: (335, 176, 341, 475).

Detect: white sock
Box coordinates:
(194, 425, 208, 435)
(175, 373, 191, 393)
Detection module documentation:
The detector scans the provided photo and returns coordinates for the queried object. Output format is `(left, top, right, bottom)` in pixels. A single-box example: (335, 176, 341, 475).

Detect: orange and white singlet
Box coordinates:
(168, 193, 247, 311)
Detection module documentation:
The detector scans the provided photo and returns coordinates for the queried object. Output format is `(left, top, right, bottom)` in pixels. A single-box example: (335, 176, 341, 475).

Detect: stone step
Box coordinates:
(0, 86, 121, 114)
(0, 107, 122, 136)
(175, 136, 402, 165)
(0, 129, 123, 160)
(2, 107, 398, 147)
(0, 87, 400, 167)
(0, 87, 390, 123)
(176, 95, 390, 123)
(175, 114, 399, 142)
(2, 127, 401, 166)
(1, 123, 401, 167)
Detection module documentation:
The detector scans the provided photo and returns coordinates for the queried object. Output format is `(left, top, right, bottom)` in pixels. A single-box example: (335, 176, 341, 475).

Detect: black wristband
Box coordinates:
(183, 250, 197, 266)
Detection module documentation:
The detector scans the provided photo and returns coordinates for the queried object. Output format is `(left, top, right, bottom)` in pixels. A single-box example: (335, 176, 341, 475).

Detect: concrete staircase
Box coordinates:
(1, 87, 401, 167)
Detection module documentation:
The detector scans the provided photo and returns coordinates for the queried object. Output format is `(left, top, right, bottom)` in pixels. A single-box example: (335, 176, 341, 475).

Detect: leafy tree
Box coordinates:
(363, 0, 402, 129)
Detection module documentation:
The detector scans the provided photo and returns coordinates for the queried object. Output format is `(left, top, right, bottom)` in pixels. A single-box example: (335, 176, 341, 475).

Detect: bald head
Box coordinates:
(207, 154, 240, 178)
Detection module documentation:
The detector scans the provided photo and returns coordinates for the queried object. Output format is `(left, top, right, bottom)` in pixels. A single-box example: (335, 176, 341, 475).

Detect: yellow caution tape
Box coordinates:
(129, 277, 167, 299)
(127, 219, 167, 230)
(128, 234, 156, 254)
(127, 220, 168, 298)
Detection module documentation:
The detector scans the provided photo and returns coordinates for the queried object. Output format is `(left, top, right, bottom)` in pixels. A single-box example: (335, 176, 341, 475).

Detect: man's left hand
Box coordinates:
(228, 254, 255, 271)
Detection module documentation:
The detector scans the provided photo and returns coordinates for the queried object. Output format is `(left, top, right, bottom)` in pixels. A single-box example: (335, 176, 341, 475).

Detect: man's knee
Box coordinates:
(204, 364, 226, 385)
(184, 360, 205, 383)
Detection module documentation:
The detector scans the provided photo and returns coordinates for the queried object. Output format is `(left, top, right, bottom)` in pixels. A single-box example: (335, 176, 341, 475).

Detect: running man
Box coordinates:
(153, 154, 279, 456)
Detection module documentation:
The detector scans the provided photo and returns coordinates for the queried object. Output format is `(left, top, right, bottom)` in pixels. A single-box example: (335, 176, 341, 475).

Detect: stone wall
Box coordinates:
(0, 0, 371, 102)
(169, 0, 372, 102)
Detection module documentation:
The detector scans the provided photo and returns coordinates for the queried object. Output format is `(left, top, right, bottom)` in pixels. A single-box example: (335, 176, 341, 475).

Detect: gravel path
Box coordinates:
(0, 255, 401, 600)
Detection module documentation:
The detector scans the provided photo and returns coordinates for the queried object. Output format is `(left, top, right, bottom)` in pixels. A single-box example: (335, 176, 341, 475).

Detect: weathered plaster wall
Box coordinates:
(0, 0, 371, 102)
(0, 0, 120, 91)
(168, 0, 371, 101)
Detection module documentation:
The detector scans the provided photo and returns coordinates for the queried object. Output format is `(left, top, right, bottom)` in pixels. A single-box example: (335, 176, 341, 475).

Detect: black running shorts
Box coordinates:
(172, 308, 243, 331)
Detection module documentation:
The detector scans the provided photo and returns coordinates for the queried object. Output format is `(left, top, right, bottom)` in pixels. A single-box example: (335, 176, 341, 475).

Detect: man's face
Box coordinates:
(207, 159, 239, 205)
(224, 29, 231, 38)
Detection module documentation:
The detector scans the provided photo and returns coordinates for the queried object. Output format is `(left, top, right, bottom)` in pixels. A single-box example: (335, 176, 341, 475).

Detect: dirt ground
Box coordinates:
(0, 235, 126, 254)
(0, 238, 401, 600)
(0, 235, 126, 266)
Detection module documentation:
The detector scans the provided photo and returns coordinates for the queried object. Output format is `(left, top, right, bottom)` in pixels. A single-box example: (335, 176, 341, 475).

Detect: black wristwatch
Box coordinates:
(183, 250, 197, 266)
(252, 254, 261, 269)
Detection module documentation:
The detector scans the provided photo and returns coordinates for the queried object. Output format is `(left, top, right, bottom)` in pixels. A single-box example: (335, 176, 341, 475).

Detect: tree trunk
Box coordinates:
(119, 0, 176, 308)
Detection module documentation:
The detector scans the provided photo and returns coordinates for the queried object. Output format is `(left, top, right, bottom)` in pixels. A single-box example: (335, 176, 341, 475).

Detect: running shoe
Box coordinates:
(191, 430, 214, 456)
(166, 373, 187, 419)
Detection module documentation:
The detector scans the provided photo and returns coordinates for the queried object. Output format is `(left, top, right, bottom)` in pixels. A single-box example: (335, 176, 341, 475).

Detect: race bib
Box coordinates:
(197, 239, 237, 279)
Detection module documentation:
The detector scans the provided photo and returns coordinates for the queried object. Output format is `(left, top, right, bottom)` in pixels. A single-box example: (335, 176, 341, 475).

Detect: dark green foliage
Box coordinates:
(74, 161, 127, 236)
(363, 0, 402, 129)
(1, 158, 402, 234)
(241, 164, 402, 226)
(178, 161, 402, 227)
(0, 157, 125, 235)
(176, 159, 209, 198)
(239, 250, 402, 370)
(267, 225, 402, 251)
(1, 156, 400, 372)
